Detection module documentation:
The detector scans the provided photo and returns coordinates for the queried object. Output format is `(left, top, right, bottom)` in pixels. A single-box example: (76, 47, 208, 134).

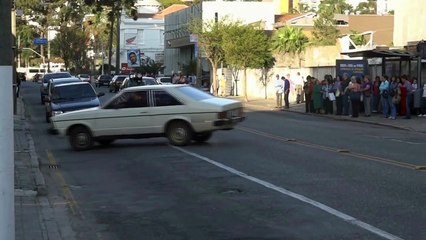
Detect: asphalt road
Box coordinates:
(20, 81, 426, 240)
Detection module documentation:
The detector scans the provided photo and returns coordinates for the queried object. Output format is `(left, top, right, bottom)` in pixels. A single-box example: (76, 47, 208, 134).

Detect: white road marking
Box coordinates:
(172, 146, 404, 240)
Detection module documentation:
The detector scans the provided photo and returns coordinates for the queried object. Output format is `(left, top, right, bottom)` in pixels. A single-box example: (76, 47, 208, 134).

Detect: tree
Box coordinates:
(84, 0, 138, 74)
(320, 0, 353, 14)
(50, 25, 88, 72)
(271, 26, 308, 67)
(312, 1, 341, 46)
(260, 54, 276, 99)
(188, 18, 236, 96)
(355, 0, 377, 14)
(222, 24, 272, 102)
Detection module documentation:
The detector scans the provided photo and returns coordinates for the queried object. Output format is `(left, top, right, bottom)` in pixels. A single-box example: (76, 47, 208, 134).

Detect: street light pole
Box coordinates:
(0, 1, 15, 240)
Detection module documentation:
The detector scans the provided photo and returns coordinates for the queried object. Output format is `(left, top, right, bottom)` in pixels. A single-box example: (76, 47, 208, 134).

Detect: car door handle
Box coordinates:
(139, 111, 147, 114)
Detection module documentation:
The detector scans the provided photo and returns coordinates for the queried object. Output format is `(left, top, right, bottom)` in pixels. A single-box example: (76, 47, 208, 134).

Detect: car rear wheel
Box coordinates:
(193, 132, 212, 143)
(69, 126, 93, 151)
(167, 121, 192, 146)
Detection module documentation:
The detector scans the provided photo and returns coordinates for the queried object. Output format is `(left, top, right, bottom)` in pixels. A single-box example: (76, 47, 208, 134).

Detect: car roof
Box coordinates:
(53, 81, 91, 88)
(50, 77, 81, 83)
(121, 84, 184, 92)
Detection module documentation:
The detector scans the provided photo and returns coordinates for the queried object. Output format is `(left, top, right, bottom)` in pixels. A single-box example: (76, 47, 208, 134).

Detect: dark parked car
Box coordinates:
(45, 81, 104, 123)
(95, 75, 112, 87)
(40, 72, 72, 104)
(109, 75, 128, 93)
(45, 77, 82, 101)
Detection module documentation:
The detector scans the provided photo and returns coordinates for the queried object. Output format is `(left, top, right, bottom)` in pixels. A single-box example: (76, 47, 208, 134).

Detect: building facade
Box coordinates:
(393, 0, 426, 48)
(164, 0, 275, 76)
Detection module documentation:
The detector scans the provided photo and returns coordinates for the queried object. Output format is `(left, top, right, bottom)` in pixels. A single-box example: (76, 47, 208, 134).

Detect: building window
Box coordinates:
(160, 30, 164, 46)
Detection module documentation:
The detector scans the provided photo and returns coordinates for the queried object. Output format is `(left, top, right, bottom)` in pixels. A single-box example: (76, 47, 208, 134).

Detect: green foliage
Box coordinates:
(355, 0, 377, 14)
(135, 62, 165, 76)
(222, 24, 271, 69)
(312, 1, 340, 46)
(222, 24, 272, 100)
(157, 0, 183, 9)
(187, 17, 238, 95)
(51, 25, 88, 72)
(271, 26, 308, 55)
(319, 0, 353, 14)
(349, 30, 366, 46)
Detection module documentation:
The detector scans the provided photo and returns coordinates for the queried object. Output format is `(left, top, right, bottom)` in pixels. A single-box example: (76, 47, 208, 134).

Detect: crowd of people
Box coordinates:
(300, 73, 426, 119)
(275, 72, 426, 119)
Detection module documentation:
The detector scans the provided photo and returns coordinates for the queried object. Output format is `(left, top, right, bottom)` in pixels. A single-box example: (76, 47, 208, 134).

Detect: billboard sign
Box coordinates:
(336, 59, 368, 78)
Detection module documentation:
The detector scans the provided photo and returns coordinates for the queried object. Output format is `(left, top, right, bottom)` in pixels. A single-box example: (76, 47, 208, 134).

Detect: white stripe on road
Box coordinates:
(172, 146, 403, 240)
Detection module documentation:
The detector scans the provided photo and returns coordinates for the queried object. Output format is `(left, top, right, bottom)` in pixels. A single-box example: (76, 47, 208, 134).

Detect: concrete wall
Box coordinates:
(393, 0, 426, 47)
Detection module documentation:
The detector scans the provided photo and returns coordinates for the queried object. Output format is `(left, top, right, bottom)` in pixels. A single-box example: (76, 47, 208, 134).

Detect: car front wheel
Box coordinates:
(193, 132, 212, 143)
(69, 126, 93, 151)
(167, 121, 192, 146)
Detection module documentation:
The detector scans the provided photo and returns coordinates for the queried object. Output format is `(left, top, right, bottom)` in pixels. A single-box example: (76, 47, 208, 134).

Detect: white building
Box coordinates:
(164, 1, 275, 76)
(119, 15, 165, 73)
(376, 0, 396, 15)
(393, 0, 426, 48)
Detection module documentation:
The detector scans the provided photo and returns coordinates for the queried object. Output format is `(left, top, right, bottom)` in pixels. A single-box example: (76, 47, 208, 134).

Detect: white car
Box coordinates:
(51, 85, 245, 150)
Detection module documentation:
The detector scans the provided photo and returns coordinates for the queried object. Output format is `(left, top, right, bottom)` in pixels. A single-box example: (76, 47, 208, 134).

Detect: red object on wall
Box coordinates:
(120, 63, 133, 74)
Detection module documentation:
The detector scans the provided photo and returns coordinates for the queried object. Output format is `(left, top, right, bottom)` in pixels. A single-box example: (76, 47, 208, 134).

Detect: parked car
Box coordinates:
(40, 72, 72, 104)
(77, 74, 91, 83)
(156, 76, 172, 85)
(45, 77, 82, 102)
(109, 75, 128, 93)
(95, 75, 112, 87)
(51, 85, 245, 150)
(45, 82, 104, 123)
(120, 76, 158, 90)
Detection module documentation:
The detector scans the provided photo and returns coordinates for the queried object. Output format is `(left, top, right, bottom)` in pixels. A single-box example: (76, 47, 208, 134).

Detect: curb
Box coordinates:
(243, 102, 420, 133)
(19, 98, 47, 196)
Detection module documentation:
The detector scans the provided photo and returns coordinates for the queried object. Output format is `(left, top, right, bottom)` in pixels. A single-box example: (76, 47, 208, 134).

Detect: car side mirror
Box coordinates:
(97, 92, 105, 97)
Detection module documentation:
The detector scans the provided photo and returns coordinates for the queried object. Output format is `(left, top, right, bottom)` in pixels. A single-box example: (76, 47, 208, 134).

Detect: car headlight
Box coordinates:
(52, 110, 63, 116)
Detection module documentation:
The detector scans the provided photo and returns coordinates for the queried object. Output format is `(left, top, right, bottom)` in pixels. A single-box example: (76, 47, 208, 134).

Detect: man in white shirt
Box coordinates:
(274, 74, 284, 109)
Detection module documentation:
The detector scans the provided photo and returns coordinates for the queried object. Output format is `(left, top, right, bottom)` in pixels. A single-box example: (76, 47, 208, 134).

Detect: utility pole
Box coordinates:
(115, 9, 121, 74)
(0, 1, 15, 240)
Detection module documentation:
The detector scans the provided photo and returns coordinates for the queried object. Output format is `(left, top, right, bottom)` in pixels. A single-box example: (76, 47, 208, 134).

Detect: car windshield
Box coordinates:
(143, 78, 157, 85)
(160, 77, 171, 83)
(79, 74, 89, 78)
(43, 73, 72, 83)
(115, 76, 127, 82)
(176, 86, 214, 101)
(52, 84, 96, 101)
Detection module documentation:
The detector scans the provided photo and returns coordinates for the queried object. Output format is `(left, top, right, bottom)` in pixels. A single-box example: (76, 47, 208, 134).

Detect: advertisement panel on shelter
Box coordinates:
(336, 59, 368, 78)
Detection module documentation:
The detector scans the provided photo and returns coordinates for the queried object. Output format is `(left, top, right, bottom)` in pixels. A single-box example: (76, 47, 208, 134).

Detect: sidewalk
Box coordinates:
(235, 96, 426, 133)
(14, 97, 75, 240)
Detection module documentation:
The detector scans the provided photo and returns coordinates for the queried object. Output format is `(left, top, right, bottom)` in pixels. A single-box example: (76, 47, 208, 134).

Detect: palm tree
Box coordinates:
(271, 26, 309, 67)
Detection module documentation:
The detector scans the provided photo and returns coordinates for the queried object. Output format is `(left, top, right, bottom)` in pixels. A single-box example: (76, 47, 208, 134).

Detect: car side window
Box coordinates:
(105, 91, 148, 109)
(153, 90, 182, 107)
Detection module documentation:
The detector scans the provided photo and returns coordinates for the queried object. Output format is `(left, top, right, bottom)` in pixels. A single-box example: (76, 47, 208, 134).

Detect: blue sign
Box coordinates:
(33, 38, 48, 45)
(336, 59, 368, 78)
